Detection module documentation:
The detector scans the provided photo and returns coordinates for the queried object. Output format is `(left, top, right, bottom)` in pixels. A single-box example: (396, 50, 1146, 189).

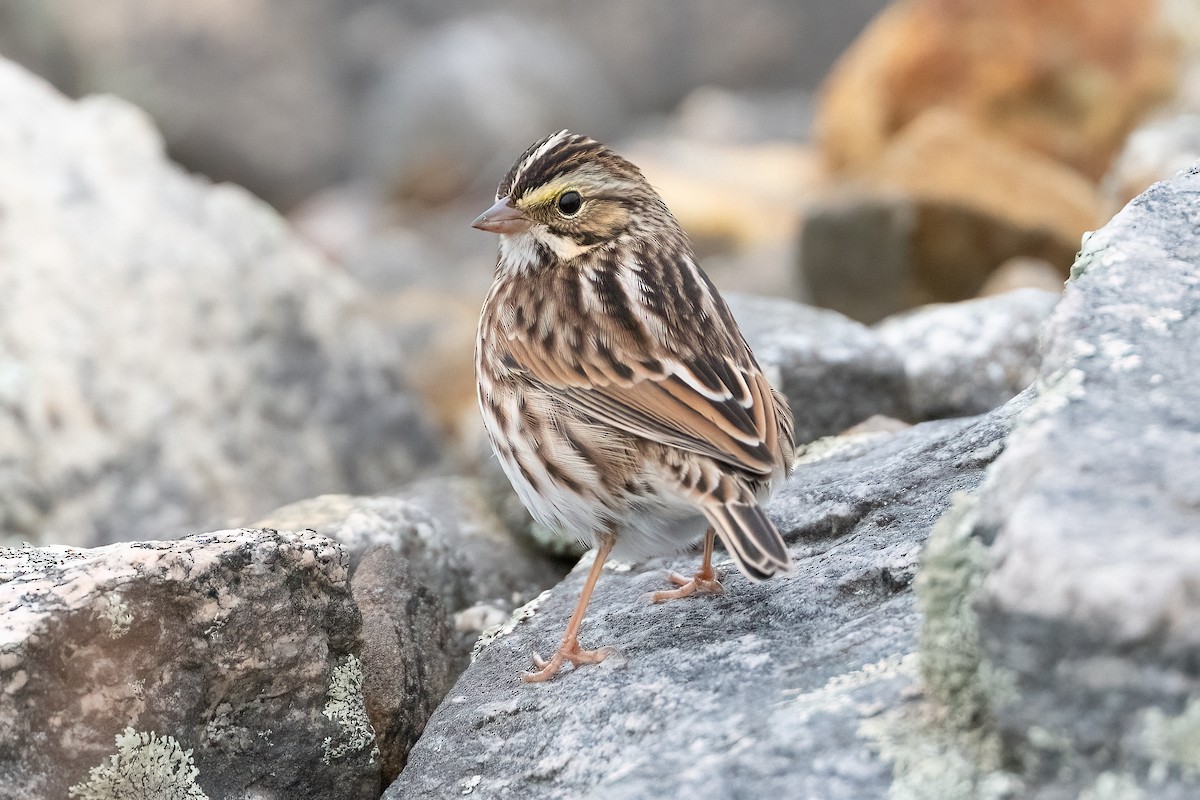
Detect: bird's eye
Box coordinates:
(556, 191, 582, 217)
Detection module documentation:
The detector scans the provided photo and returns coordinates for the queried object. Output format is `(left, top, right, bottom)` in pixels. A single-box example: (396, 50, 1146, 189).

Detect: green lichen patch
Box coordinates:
(916, 493, 997, 727)
(68, 727, 209, 800)
(321, 654, 379, 765)
(860, 701, 1022, 800)
(860, 492, 1026, 799)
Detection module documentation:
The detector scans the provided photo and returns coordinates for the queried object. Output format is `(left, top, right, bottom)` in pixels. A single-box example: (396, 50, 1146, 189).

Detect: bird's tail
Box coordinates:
(703, 502, 792, 582)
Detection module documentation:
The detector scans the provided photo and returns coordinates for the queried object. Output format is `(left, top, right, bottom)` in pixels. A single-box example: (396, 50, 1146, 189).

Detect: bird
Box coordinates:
(472, 130, 795, 682)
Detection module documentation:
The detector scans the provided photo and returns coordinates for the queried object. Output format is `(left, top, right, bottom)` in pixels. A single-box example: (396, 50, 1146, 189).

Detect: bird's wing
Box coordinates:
(502, 333, 787, 478)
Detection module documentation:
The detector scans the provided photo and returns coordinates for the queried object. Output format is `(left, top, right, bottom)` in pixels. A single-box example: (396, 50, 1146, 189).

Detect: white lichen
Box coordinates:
(321, 655, 378, 765)
(471, 589, 551, 661)
(68, 727, 209, 800)
(783, 652, 917, 725)
(101, 593, 133, 638)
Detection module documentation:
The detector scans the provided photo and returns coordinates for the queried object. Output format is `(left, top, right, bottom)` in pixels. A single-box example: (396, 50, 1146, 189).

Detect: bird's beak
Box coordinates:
(471, 196, 531, 235)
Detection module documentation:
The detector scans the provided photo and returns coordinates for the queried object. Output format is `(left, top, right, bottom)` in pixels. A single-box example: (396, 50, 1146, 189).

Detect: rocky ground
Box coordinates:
(2, 1, 1200, 798)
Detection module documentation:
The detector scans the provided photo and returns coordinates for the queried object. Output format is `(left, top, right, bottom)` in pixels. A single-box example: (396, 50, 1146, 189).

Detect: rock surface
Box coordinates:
(0, 529, 376, 800)
(876, 289, 1059, 419)
(352, 545, 459, 784)
(0, 59, 443, 548)
(386, 403, 1021, 800)
(937, 167, 1200, 798)
(726, 293, 913, 442)
(386, 167, 1200, 800)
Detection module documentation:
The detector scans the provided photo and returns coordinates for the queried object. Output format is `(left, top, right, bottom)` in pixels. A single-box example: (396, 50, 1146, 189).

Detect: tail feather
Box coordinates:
(704, 502, 792, 582)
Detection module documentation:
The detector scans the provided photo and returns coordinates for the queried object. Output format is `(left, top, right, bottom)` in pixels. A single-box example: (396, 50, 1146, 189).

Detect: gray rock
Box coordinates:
(257, 488, 567, 781)
(0, 0, 397, 208)
(875, 289, 1060, 419)
(352, 545, 459, 784)
(255, 494, 470, 611)
(0, 59, 443, 548)
(385, 402, 1022, 800)
(0, 529, 377, 800)
(398, 478, 571, 611)
(726, 293, 914, 443)
(949, 167, 1200, 798)
(257, 488, 569, 646)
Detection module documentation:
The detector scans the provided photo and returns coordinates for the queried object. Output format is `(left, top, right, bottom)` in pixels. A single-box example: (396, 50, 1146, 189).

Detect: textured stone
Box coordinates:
(0, 59, 443, 548)
(0, 529, 376, 800)
(726, 293, 913, 442)
(258, 487, 568, 622)
(974, 168, 1200, 797)
(875, 289, 1059, 419)
(902, 167, 1200, 799)
(397, 478, 571, 614)
(385, 403, 1022, 800)
(352, 545, 459, 784)
(255, 494, 469, 611)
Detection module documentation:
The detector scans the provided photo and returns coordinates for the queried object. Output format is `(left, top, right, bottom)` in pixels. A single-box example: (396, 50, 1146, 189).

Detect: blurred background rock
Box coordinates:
(1, 0, 1198, 546)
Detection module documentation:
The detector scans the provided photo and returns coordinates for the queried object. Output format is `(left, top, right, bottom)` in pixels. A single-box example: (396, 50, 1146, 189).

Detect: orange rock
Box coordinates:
(817, 0, 1179, 181)
(875, 108, 1102, 303)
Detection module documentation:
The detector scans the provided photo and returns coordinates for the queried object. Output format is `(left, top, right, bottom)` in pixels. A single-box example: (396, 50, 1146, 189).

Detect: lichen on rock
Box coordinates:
(68, 728, 209, 800)
(322, 655, 379, 766)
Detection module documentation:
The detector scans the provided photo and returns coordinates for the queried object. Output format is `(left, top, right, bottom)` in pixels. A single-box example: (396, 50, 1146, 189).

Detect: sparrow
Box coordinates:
(473, 130, 795, 682)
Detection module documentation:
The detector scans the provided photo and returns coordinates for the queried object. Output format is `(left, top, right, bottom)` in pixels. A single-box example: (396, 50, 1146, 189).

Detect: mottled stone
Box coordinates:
(352, 546, 459, 784)
(0, 529, 376, 800)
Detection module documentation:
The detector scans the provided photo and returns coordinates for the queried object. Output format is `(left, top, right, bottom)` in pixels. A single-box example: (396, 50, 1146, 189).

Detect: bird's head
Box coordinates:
(472, 130, 669, 268)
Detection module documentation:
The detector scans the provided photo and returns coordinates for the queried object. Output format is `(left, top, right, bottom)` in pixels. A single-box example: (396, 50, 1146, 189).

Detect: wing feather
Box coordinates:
(502, 335, 785, 477)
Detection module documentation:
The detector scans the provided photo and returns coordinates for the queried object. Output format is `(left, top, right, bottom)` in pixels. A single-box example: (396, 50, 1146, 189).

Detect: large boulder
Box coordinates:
(911, 167, 1200, 798)
(0, 59, 443, 548)
(0, 529, 376, 800)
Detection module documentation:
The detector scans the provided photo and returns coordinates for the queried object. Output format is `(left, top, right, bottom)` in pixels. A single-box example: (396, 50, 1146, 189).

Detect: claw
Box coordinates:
(651, 569, 724, 603)
(523, 641, 612, 682)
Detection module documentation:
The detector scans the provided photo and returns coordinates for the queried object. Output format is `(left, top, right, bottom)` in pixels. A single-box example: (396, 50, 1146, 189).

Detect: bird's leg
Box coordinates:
(651, 527, 724, 603)
(524, 530, 616, 683)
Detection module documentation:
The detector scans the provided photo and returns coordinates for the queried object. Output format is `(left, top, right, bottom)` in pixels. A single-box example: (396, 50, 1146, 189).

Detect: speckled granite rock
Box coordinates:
(875, 288, 1060, 419)
(0, 529, 376, 800)
(385, 401, 1022, 800)
(0, 58, 443, 549)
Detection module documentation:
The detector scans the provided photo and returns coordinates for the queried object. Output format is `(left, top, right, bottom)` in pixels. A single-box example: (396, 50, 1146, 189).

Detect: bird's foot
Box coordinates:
(523, 640, 613, 683)
(650, 569, 724, 603)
